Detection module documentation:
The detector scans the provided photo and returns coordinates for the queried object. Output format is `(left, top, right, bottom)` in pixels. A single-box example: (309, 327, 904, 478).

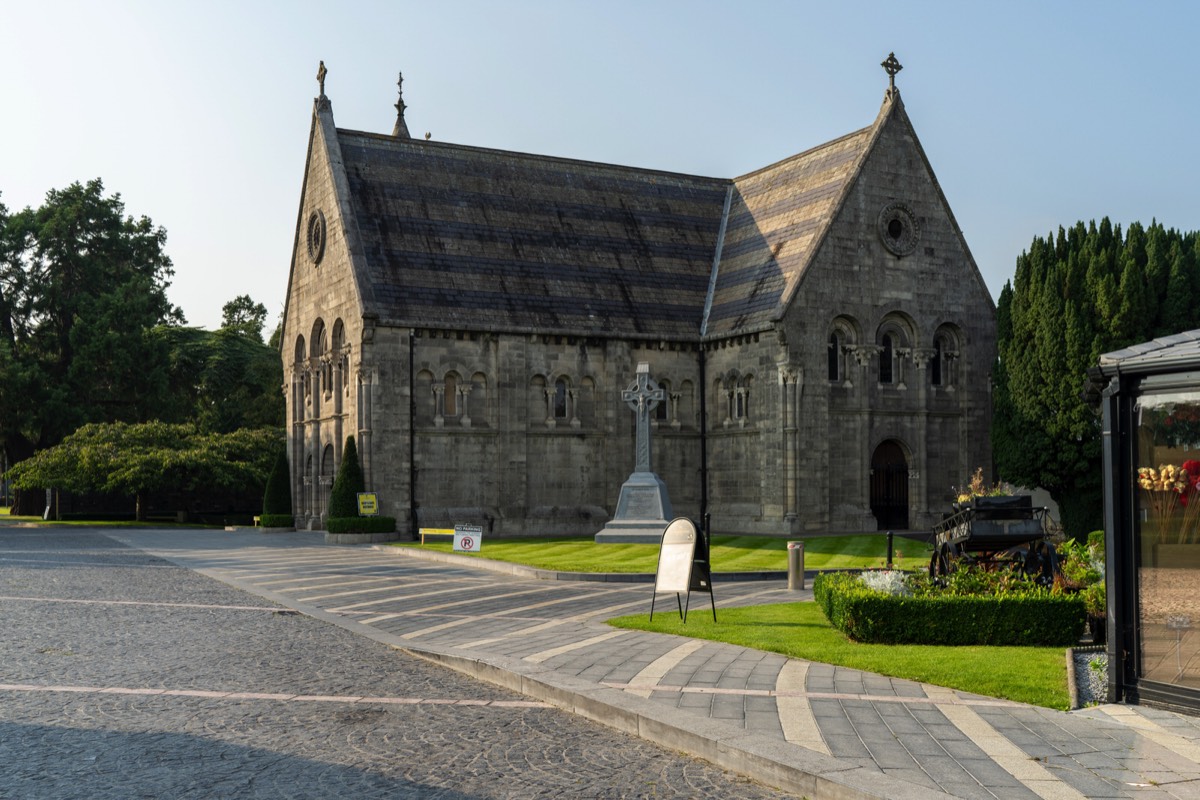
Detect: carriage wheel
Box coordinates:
(1020, 541, 1058, 586)
(929, 543, 953, 585)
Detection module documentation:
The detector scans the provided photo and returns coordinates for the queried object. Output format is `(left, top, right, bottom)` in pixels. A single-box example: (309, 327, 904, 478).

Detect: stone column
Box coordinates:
(781, 366, 801, 522)
(357, 370, 373, 489)
(459, 384, 473, 428)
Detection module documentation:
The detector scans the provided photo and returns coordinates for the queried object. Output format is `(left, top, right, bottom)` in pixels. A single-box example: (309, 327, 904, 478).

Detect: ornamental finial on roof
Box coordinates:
(392, 70, 412, 139)
(317, 61, 327, 97)
(881, 52, 902, 96)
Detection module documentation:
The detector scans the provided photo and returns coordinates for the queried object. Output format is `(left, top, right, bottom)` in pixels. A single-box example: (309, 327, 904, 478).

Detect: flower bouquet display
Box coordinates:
(1136, 463, 1200, 544)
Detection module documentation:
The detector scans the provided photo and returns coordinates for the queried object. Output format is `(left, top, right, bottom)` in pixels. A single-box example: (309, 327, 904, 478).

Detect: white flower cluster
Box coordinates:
(858, 569, 911, 596)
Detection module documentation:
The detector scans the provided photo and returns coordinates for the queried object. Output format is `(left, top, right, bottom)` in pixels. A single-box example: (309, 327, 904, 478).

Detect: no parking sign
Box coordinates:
(453, 524, 483, 552)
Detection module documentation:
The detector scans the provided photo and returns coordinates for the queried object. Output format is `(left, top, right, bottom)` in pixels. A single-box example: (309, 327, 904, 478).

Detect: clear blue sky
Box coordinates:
(4, 1, 1198, 331)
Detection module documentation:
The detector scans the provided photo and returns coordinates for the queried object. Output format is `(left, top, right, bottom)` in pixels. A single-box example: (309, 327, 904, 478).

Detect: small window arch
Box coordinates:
(733, 374, 753, 426)
(931, 326, 961, 388)
(655, 379, 670, 421)
(879, 334, 895, 384)
(553, 377, 568, 419)
(444, 373, 458, 417)
(828, 331, 842, 382)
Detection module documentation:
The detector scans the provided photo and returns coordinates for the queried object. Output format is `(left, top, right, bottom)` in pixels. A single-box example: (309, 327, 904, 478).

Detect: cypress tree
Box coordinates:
(262, 450, 293, 516)
(995, 219, 1200, 538)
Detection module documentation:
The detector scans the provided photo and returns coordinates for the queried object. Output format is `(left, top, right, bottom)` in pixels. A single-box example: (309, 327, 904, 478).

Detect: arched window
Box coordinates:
(655, 379, 670, 421)
(444, 374, 458, 417)
(733, 375, 753, 425)
(932, 336, 944, 386)
(828, 332, 842, 382)
(880, 334, 894, 384)
(553, 378, 568, 419)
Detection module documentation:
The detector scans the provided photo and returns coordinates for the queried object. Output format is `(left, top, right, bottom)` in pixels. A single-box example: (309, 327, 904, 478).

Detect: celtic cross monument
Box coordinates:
(595, 362, 674, 543)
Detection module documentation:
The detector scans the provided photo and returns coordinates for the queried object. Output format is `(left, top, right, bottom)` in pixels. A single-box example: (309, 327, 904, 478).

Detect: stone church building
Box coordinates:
(281, 57, 996, 537)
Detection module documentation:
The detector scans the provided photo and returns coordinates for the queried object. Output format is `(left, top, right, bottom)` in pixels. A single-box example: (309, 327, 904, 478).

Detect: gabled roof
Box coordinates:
(705, 125, 874, 336)
(308, 89, 897, 341)
(338, 132, 727, 339)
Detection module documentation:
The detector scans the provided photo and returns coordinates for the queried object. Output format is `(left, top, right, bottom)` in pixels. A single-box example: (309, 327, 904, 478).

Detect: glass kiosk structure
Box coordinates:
(1093, 330, 1200, 712)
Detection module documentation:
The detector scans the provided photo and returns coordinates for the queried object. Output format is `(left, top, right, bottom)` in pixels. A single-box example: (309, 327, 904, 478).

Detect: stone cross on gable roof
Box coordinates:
(881, 52, 902, 93)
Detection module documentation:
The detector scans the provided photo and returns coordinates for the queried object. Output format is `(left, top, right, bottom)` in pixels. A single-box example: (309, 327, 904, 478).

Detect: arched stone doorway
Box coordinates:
(870, 440, 909, 530)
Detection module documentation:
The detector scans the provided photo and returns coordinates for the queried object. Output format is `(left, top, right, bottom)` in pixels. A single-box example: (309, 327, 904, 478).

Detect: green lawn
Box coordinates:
(391, 533, 930, 573)
(609, 602, 1070, 710)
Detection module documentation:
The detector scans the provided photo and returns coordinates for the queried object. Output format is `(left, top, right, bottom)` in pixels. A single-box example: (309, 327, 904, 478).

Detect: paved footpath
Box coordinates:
(8, 528, 1200, 799)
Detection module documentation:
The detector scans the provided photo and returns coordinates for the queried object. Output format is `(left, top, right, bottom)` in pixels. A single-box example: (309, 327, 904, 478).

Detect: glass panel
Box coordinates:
(1135, 392, 1200, 690)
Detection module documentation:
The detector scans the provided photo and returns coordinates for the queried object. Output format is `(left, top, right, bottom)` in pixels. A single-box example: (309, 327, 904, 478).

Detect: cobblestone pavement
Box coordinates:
(14, 527, 1200, 800)
(0, 528, 795, 799)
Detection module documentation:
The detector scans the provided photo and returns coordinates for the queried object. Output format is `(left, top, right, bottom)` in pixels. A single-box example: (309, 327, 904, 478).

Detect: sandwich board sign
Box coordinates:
(453, 524, 483, 553)
(650, 517, 715, 623)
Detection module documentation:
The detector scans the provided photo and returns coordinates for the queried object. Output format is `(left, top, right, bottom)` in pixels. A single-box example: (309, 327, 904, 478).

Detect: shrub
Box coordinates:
(259, 513, 294, 528)
(858, 569, 910, 596)
(326, 516, 396, 534)
(813, 570, 1087, 646)
(328, 436, 365, 518)
(262, 450, 292, 516)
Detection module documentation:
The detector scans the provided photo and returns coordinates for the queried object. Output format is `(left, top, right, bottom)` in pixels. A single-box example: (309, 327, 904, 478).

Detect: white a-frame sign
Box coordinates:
(650, 517, 716, 623)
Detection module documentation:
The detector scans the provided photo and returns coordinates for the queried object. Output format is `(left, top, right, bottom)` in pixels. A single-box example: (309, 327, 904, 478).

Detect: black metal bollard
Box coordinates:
(886, 530, 894, 569)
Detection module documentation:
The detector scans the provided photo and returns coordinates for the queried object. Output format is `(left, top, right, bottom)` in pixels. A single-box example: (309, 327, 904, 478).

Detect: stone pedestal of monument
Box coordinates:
(594, 471, 673, 543)
(595, 363, 673, 544)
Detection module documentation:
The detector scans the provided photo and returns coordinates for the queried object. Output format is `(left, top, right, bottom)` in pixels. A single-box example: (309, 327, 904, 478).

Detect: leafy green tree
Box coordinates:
(5, 421, 279, 520)
(0, 180, 182, 466)
(153, 314, 283, 433)
(221, 294, 269, 342)
(994, 219, 1200, 538)
(328, 436, 365, 519)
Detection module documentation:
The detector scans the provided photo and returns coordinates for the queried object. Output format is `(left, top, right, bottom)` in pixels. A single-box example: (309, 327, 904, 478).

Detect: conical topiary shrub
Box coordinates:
(326, 436, 395, 537)
(328, 436, 365, 518)
(260, 450, 294, 527)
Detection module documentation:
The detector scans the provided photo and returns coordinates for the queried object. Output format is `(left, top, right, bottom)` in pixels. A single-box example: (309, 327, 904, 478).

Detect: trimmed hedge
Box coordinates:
(259, 514, 294, 528)
(326, 515, 396, 535)
(813, 572, 1086, 646)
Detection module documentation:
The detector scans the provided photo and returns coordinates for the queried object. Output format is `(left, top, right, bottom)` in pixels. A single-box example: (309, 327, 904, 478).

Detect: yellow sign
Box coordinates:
(356, 493, 379, 516)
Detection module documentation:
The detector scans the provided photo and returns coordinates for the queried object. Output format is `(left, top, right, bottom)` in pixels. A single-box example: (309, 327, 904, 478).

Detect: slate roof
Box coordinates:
(706, 127, 873, 336)
(326, 101, 882, 340)
(1094, 330, 1200, 377)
